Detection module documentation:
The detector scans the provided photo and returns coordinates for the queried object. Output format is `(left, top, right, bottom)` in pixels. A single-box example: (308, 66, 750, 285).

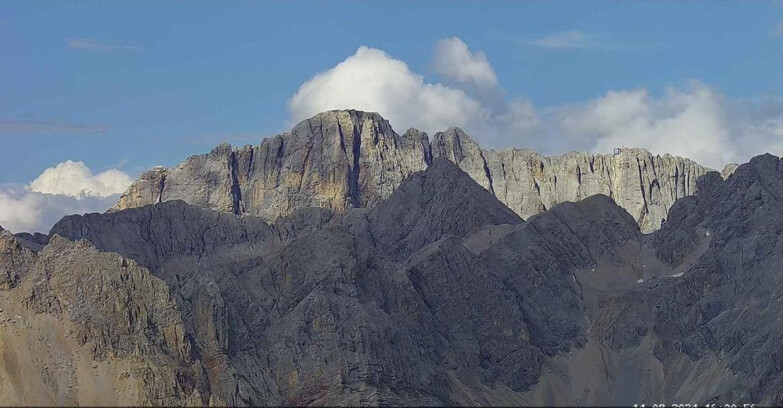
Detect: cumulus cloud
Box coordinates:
(432, 37, 498, 92)
(287, 37, 783, 169)
(288, 46, 490, 134)
(553, 82, 739, 168)
(287, 44, 539, 148)
(29, 160, 133, 198)
(0, 161, 132, 233)
(0, 188, 120, 234)
(550, 83, 783, 169)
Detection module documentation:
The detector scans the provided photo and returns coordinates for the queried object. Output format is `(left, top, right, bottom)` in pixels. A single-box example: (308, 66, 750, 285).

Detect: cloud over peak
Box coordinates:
(286, 37, 783, 170)
(557, 82, 739, 167)
(287, 44, 539, 149)
(287, 46, 490, 135)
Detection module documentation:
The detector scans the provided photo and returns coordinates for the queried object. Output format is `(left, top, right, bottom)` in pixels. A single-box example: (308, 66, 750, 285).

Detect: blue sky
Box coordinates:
(1, 1, 783, 232)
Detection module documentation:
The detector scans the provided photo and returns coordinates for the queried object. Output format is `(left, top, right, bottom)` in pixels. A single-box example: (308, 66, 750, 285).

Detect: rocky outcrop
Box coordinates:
(113, 110, 708, 233)
(367, 157, 522, 260)
(620, 154, 783, 405)
(721, 163, 739, 179)
(0, 227, 35, 290)
(55, 161, 532, 405)
(431, 127, 707, 232)
(13, 232, 49, 252)
(0, 233, 209, 406)
(113, 110, 431, 220)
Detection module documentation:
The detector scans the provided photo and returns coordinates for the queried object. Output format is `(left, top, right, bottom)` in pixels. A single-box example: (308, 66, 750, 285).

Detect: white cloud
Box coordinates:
(0, 188, 120, 234)
(288, 45, 490, 134)
(551, 83, 783, 169)
(527, 31, 608, 50)
(287, 44, 539, 148)
(432, 37, 498, 91)
(29, 160, 133, 198)
(287, 37, 783, 169)
(0, 188, 41, 234)
(554, 82, 738, 168)
(67, 38, 143, 52)
(0, 161, 132, 233)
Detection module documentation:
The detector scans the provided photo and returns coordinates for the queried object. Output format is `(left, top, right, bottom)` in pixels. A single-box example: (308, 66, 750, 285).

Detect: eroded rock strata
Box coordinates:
(114, 110, 708, 233)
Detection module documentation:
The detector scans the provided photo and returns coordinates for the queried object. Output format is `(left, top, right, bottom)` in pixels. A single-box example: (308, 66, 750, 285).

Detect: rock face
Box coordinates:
(52, 160, 644, 405)
(54, 160, 536, 405)
(433, 128, 708, 232)
(367, 157, 522, 260)
(0, 227, 36, 290)
(631, 154, 783, 405)
(12, 232, 49, 252)
(721, 163, 740, 179)
(113, 110, 431, 220)
(0, 232, 207, 406)
(4, 154, 783, 405)
(113, 110, 708, 233)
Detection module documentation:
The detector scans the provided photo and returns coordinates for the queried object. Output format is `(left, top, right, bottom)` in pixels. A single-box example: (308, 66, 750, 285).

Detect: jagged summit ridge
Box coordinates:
(113, 109, 709, 232)
(114, 110, 431, 220)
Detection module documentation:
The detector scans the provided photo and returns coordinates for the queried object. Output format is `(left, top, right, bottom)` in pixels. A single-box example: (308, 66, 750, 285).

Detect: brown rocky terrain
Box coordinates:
(0, 233, 211, 406)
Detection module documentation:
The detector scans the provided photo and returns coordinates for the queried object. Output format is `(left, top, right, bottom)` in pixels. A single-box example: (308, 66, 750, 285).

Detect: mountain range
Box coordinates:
(113, 110, 718, 233)
(0, 110, 778, 406)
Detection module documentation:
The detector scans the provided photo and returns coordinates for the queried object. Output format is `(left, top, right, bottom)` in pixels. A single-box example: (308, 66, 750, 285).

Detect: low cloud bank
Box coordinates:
(0, 161, 132, 233)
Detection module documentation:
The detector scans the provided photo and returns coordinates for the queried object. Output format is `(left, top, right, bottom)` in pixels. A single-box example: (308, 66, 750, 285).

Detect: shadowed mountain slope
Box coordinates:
(2, 155, 782, 406)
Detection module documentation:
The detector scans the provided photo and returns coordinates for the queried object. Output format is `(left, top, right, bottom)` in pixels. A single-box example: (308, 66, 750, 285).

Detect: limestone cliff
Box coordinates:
(113, 110, 708, 232)
(113, 111, 430, 220)
(432, 128, 708, 232)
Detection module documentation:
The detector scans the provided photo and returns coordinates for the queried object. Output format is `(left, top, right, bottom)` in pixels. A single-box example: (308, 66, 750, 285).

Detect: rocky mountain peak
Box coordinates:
(430, 127, 484, 164)
(112, 109, 710, 233)
(369, 157, 522, 259)
(293, 109, 391, 129)
(8, 146, 783, 405)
